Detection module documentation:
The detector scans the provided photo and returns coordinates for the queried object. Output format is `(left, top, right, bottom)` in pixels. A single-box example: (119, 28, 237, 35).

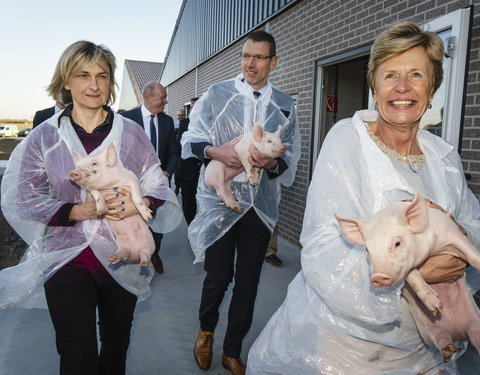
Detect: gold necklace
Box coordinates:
(365, 125, 426, 169)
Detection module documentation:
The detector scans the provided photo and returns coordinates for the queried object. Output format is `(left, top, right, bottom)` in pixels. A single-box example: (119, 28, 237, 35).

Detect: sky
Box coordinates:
(0, 0, 183, 120)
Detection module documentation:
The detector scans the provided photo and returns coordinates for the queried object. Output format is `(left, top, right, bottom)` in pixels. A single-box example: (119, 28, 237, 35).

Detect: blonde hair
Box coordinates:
(368, 22, 444, 95)
(47, 40, 117, 106)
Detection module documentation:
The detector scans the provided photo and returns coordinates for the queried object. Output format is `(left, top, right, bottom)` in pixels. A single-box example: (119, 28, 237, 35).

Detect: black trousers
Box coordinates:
(151, 229, 163, 256)
(45, 282, 137, 375)
(199, 209, 270, 358)
(177, 176, 199, 225)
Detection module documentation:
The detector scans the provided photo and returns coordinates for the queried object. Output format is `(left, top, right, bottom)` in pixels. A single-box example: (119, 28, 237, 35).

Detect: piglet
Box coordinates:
(335, 192, 480, 362)
(205, 124, 286, 213)
(69, 143, 155, 267)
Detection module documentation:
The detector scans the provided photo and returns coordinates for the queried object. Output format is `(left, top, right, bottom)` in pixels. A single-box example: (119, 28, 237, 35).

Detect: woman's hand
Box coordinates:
(69, 193, 100, 221)
(418, 254, 467, 283)
(104, 187, 147, 221)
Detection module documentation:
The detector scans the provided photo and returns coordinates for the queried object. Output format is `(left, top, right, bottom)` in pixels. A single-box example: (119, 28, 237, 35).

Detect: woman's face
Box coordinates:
(373, 46, 434, 129)
(64, 60, 110, 111)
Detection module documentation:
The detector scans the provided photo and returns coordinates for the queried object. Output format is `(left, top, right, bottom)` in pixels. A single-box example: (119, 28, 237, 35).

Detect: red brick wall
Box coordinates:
(165, 0, 480, 247)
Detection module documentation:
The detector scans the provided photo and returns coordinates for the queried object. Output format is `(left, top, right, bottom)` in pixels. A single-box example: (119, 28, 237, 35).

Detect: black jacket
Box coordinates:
(121, 107, 178, 175)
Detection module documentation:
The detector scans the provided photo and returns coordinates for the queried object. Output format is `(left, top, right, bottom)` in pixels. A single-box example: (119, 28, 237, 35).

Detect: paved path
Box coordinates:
(0, 216, 302, 375)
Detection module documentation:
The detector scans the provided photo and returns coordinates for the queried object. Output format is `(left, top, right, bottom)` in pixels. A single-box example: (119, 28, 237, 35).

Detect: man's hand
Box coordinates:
(206, 138, 242, 169)
(248, 144, 278, 170)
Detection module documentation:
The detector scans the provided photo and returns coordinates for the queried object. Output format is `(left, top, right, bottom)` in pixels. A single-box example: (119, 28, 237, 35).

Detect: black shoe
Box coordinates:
(265, 254, 283, 266)
(151, 254, 164, 273)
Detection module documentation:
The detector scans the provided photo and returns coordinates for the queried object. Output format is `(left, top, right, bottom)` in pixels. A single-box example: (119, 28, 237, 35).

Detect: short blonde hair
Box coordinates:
(368, 22, 444, 95)
(47, 40, 117, 106)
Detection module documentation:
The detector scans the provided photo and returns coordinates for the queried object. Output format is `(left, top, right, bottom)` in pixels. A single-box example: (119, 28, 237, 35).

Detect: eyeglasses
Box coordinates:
(240, 53, 273, 61)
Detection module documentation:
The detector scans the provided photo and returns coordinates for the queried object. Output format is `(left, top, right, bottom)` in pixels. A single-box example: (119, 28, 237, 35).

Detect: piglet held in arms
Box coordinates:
(335, 192, 480, 362)
(69, 143, 155, 267)
(205, 124, 286, 213)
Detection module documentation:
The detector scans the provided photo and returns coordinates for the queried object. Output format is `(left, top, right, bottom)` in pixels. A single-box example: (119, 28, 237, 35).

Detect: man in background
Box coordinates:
(175, 97, 200, 224)
(121, 82, 178, 274)
(33, 101, 65, 128)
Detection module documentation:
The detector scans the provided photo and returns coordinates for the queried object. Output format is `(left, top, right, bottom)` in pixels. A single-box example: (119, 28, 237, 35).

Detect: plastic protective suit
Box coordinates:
(247, 110, 480, 375)
(181, 74, 301, 263)
(0, 111, 182, 309)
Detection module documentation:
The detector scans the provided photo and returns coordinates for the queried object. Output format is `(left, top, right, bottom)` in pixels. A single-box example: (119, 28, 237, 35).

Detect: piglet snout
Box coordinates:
(279, 146, 286, 154)
(69, 170, 80, 182)
(371, 273, 393, 287)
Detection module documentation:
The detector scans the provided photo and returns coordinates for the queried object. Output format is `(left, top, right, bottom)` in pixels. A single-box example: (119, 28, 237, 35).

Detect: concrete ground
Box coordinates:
(0, 159, 479, 374)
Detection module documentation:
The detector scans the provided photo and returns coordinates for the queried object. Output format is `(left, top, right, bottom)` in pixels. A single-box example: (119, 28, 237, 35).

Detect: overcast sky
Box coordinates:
(0, 0, 183, 120)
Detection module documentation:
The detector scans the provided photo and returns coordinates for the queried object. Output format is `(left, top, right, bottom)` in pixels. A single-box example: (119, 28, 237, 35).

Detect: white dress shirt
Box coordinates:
(140, 104, 158, 150)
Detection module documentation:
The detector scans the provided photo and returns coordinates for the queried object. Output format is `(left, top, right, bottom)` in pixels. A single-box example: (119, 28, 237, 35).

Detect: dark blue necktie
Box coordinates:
(150, 114, 157, 151)
(253, 91, 261, 99)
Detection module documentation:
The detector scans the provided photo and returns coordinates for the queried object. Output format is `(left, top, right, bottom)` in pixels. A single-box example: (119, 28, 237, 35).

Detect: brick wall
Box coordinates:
(165, 0, 480, 247)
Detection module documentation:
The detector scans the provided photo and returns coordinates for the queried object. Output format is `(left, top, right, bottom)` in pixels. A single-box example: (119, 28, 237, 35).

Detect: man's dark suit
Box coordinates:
(121, 107, 178, 176)
(33, 106, 56, 128)
(121, 107, 178, 270)
(175, 118, 201, 225)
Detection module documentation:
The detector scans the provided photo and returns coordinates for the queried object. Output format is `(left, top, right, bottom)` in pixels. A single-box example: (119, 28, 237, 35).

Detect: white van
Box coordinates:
(0, 125, 19, 137)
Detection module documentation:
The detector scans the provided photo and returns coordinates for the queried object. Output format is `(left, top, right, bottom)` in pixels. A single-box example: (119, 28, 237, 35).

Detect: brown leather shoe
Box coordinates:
(194, 329, 214, 370)
(151, 254, 163, 273)
(221, 354, 246, 375)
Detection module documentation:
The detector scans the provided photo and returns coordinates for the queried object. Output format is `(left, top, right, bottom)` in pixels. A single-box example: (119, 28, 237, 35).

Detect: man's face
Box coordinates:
(144, 85, 168, 114)
(241, 39, 277, 90)
(177, 110, 185, 120)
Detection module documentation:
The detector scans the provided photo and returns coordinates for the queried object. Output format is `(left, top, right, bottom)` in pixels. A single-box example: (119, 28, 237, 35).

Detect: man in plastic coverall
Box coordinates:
(181, 30, 300, 375)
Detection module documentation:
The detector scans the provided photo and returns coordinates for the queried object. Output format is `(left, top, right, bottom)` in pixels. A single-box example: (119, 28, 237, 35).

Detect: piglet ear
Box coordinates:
(105, 143, 117, 167)
(405, 191, 429, 233)
(334, 214, 367, 247)
(274, 125, 282, 137)
(252, 124, 264, 142)
(71, 150, 82, 165)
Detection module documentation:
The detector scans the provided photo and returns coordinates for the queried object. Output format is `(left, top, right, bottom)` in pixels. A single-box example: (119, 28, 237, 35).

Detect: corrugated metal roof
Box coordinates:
(125, 60, 163, 99)
(160, 0, 299, 86)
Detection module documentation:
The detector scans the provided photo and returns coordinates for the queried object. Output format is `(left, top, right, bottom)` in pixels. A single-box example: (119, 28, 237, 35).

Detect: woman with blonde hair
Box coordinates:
(0, 40, 181, 374)
(247, 22, 480, 375)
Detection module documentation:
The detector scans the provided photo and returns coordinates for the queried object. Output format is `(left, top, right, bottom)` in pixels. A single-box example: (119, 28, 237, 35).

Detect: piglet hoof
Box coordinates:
(442, 343, 460, 362)
(107, 254, 120, 264)
(233, 206, 244, 214)
(138, 207, 153, 222)
(139, 261, 150, 267)
(422, 294, 442, 316)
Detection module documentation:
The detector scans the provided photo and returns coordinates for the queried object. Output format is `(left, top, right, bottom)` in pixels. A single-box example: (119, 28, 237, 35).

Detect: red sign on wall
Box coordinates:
(326, 95, 339, 113)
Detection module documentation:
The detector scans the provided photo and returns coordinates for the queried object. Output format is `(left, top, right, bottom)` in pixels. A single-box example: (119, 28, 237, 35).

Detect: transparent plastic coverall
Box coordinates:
(181, 74, 301, 263)
(247, 110, 480, 375)
(0, 111, 181, 308)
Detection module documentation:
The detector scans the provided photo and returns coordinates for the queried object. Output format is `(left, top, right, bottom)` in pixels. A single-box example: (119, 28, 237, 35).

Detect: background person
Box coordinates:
(0, 40, 181, 375)
(32, 100, 65, 128)
(174, 108, 186, 134)
(121, 82, 178, 274)
(175, 97, 201, 224)
(182, 30, 300, 375)
(247, 22, 480, 375)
